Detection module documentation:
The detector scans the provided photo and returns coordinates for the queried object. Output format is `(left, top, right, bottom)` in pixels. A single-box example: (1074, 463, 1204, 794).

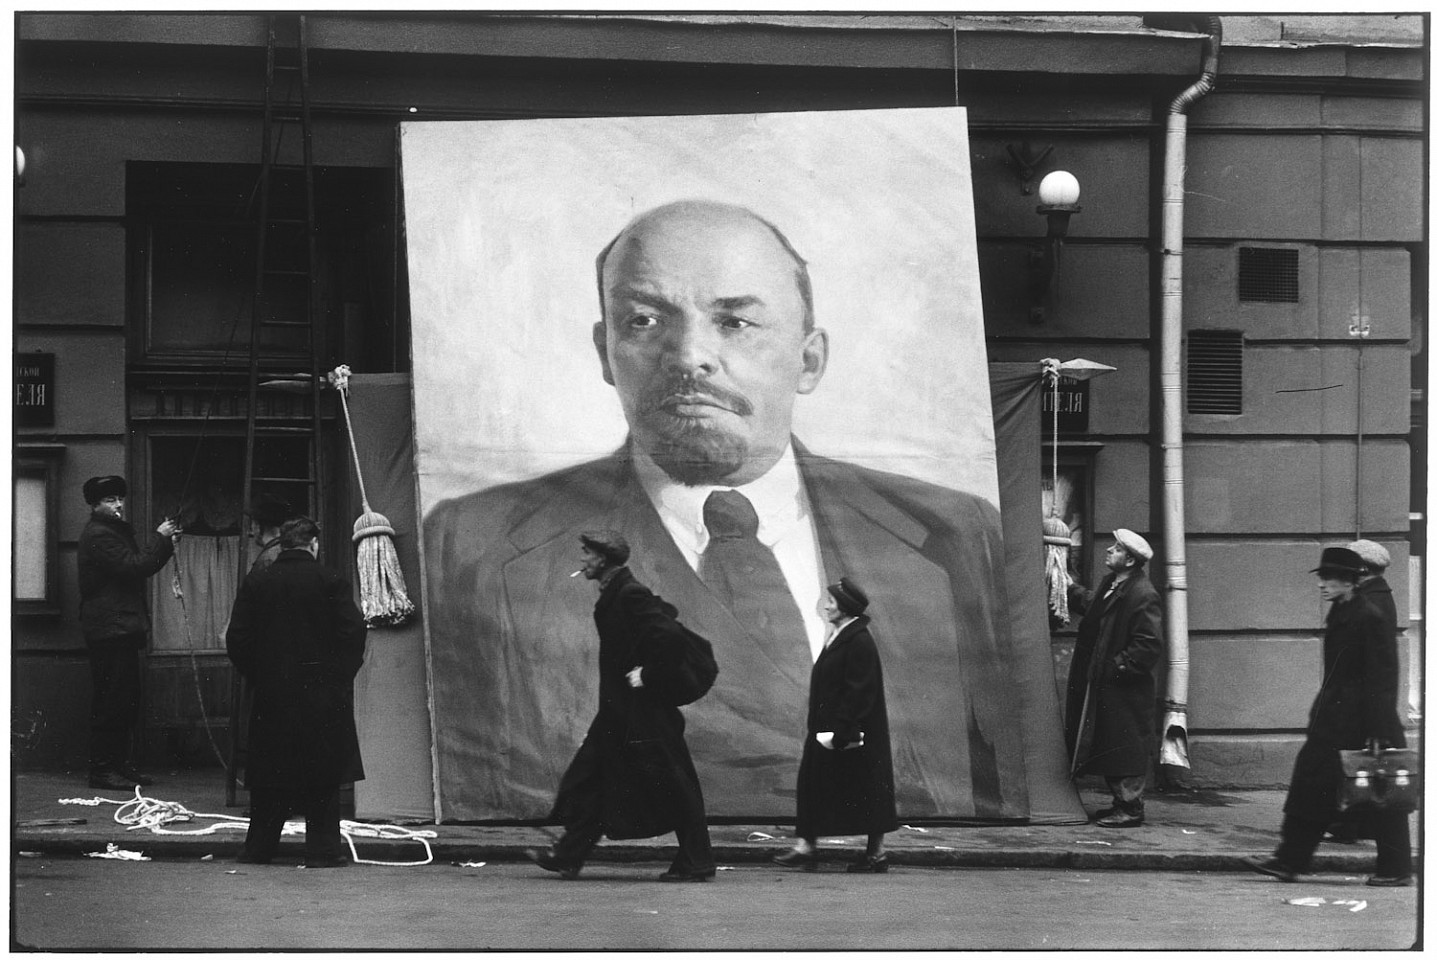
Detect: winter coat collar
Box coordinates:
(272, 548, 318, 564)
(824, 613, 871, 651)
(87, 513, 136, 536)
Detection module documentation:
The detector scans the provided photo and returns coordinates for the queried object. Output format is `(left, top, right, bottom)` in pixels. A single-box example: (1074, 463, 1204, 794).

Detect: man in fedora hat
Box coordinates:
(1064, 528, 1164, 828)
(1244, 546, 1411, 886)
(77, 475, 182, 790)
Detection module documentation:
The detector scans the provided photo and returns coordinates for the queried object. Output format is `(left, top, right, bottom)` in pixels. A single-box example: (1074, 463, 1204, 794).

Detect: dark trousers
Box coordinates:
(1276, 811, 1413, 878)
(552, 771, 714, 875)
(1106, 774, 1146, 813)
(88, 640, 144, 772)
(243, 785, 345, 862)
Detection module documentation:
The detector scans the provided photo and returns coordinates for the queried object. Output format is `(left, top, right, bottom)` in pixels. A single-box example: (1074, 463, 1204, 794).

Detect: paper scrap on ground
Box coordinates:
(1075, 840, 1112, 845)
(1335, 900, 1368, 912)
(1182, 829, 1196, 834)
(85, 843, 149, 861)
(903, 824, 929, 833)
(716, 866, 735, 871)
(458, 861, 487, 868)
(746, 831, 776, 842)
(934, 845, 955, 851)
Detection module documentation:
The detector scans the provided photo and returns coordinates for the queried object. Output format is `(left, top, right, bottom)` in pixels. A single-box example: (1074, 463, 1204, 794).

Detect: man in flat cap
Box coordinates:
(1348, 539, 1397, 642)
(527, 530, 717, 882)
(1324, 539, 1400, 845)
(1064, 528, 1164, 827)
(77, 475, 182, 790)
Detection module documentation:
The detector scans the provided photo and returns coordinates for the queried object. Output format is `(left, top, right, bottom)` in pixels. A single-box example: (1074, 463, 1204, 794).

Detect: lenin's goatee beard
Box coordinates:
(634, 375, 754, 487)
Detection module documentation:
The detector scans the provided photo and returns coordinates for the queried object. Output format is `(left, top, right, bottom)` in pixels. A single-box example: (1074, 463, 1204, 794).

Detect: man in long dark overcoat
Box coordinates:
(1244, 546, 1411, 886)
(226, 516, 367, 867)
(1064, 528, 1164, 828)
(77, 474, 181, 790)
(527, 530, 716, 882)
(1325, 538, 1399, 844)
(773, 577, 897, 873)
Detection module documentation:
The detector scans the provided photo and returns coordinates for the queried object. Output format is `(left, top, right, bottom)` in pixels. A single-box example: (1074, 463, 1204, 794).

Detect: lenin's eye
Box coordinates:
(718, 315, 753, 331)
(626, 313, 660, 330)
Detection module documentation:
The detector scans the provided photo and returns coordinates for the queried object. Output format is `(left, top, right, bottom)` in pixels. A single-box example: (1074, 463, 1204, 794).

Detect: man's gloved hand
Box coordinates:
(626, 666, 644, 689)
(816, 731, 836, 750)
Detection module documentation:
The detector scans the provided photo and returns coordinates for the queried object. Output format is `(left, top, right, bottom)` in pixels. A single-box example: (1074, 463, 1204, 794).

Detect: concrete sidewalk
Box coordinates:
(12, 767, 1412, 874)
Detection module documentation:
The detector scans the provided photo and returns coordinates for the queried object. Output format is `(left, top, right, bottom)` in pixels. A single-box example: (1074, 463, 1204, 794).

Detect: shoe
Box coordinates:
(116, 765, 154, 787)
(1095, 809, 1145, 828)
(235, 851, 272, 865)
(301, 856, 349, 869)
(846, 853, 889, 874)
(1366, 874, 1414, 887)
(88, 771, 134, 791)
(771, 848, 818, 871)
(1090, 807, 1119, 822)
(657, 869, 713, 883)
(1243, 856, 1299, 882)
(526, 847, 580, 880)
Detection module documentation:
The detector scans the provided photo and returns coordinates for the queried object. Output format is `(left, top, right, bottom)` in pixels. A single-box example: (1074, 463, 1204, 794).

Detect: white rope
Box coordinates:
(60, 787, 437, 866)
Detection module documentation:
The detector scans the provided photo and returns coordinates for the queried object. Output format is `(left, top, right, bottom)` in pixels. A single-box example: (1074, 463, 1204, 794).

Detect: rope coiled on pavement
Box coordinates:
(60, 787, 437, 866)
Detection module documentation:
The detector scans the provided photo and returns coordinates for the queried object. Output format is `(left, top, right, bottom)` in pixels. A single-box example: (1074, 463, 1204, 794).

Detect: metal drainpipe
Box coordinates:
(1158, 16, 1221, 775)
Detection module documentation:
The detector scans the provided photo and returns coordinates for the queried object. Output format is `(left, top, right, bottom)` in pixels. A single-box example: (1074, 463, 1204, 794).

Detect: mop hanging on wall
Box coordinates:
(328, 364, 417, 628)
(1040, 358, 1074, 625)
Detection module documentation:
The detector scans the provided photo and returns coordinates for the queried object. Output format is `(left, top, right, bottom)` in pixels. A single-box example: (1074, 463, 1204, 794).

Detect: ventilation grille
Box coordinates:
(1187, 330, 1244, 415)
(1239, 247, 1299, 303)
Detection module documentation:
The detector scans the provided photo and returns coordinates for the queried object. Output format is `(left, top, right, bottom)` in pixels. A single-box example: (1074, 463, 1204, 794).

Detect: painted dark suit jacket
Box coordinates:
(422, 438, 1027, 822)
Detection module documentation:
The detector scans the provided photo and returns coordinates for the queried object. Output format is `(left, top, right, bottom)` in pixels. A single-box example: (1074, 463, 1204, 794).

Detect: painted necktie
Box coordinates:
(700, 489, 810, 689)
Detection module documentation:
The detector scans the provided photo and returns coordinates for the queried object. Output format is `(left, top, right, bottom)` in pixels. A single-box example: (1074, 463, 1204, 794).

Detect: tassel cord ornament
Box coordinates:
(329, 364, 416, 628)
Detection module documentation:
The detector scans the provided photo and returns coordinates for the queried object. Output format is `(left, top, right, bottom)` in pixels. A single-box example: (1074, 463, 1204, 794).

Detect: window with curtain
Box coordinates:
(146, 435, 306, 653)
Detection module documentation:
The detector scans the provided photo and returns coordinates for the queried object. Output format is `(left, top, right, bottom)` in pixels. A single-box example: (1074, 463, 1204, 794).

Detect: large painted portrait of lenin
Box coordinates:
(403, 108, 1028, 822)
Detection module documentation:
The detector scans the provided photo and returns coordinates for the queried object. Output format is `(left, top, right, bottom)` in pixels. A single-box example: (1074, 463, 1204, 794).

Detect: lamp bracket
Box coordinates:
(1005, 142, 1054, 195)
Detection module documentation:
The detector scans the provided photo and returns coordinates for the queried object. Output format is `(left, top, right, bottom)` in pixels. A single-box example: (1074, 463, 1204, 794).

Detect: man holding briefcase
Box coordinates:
(1244, 546, 1412, 887)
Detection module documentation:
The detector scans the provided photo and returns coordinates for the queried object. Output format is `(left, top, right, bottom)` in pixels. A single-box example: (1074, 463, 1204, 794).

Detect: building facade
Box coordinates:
(13, 13, 1424, 788)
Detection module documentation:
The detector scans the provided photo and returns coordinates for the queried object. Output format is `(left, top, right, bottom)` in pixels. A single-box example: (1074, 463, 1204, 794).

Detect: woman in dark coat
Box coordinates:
(226, 517, 368, 867)
(773, 577, 897, 874)
(1244, 546, 1411, 887)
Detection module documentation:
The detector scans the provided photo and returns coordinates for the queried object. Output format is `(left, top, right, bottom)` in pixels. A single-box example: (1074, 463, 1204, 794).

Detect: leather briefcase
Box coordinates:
(1336, 748, 1419, 816)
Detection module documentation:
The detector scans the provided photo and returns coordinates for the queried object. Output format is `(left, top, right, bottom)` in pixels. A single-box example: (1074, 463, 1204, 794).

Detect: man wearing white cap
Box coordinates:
(1348, 539, 1396, 638)
(1323, 539, 1400, 846)
(1064, 528, 1165, 827)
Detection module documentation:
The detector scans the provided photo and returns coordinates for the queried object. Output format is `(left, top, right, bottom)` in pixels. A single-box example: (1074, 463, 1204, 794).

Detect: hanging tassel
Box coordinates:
(1043, 514, 1073, 624)
(1040, 359, 1073, 624)
(329, 365, 416, 628)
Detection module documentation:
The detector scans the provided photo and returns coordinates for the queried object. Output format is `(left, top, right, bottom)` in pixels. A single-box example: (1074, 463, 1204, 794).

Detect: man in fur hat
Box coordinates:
(77, 475, 182, 790)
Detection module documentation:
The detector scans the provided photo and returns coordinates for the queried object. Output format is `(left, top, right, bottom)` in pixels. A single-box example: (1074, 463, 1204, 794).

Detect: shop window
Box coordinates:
(1187, 330, 1244, 415)
(147, 434, 312, 653)
(13, 446, 63, 615)
(127, 161, 406, 372)
(129, 163, 309, 363)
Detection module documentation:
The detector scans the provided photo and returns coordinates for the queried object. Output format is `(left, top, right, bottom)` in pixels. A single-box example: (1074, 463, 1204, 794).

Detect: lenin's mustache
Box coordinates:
(636, 376, 753, 421)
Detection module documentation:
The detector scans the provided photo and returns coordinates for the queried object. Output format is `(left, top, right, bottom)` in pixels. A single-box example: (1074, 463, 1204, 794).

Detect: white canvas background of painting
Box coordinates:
(402, 108, 998, 512)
